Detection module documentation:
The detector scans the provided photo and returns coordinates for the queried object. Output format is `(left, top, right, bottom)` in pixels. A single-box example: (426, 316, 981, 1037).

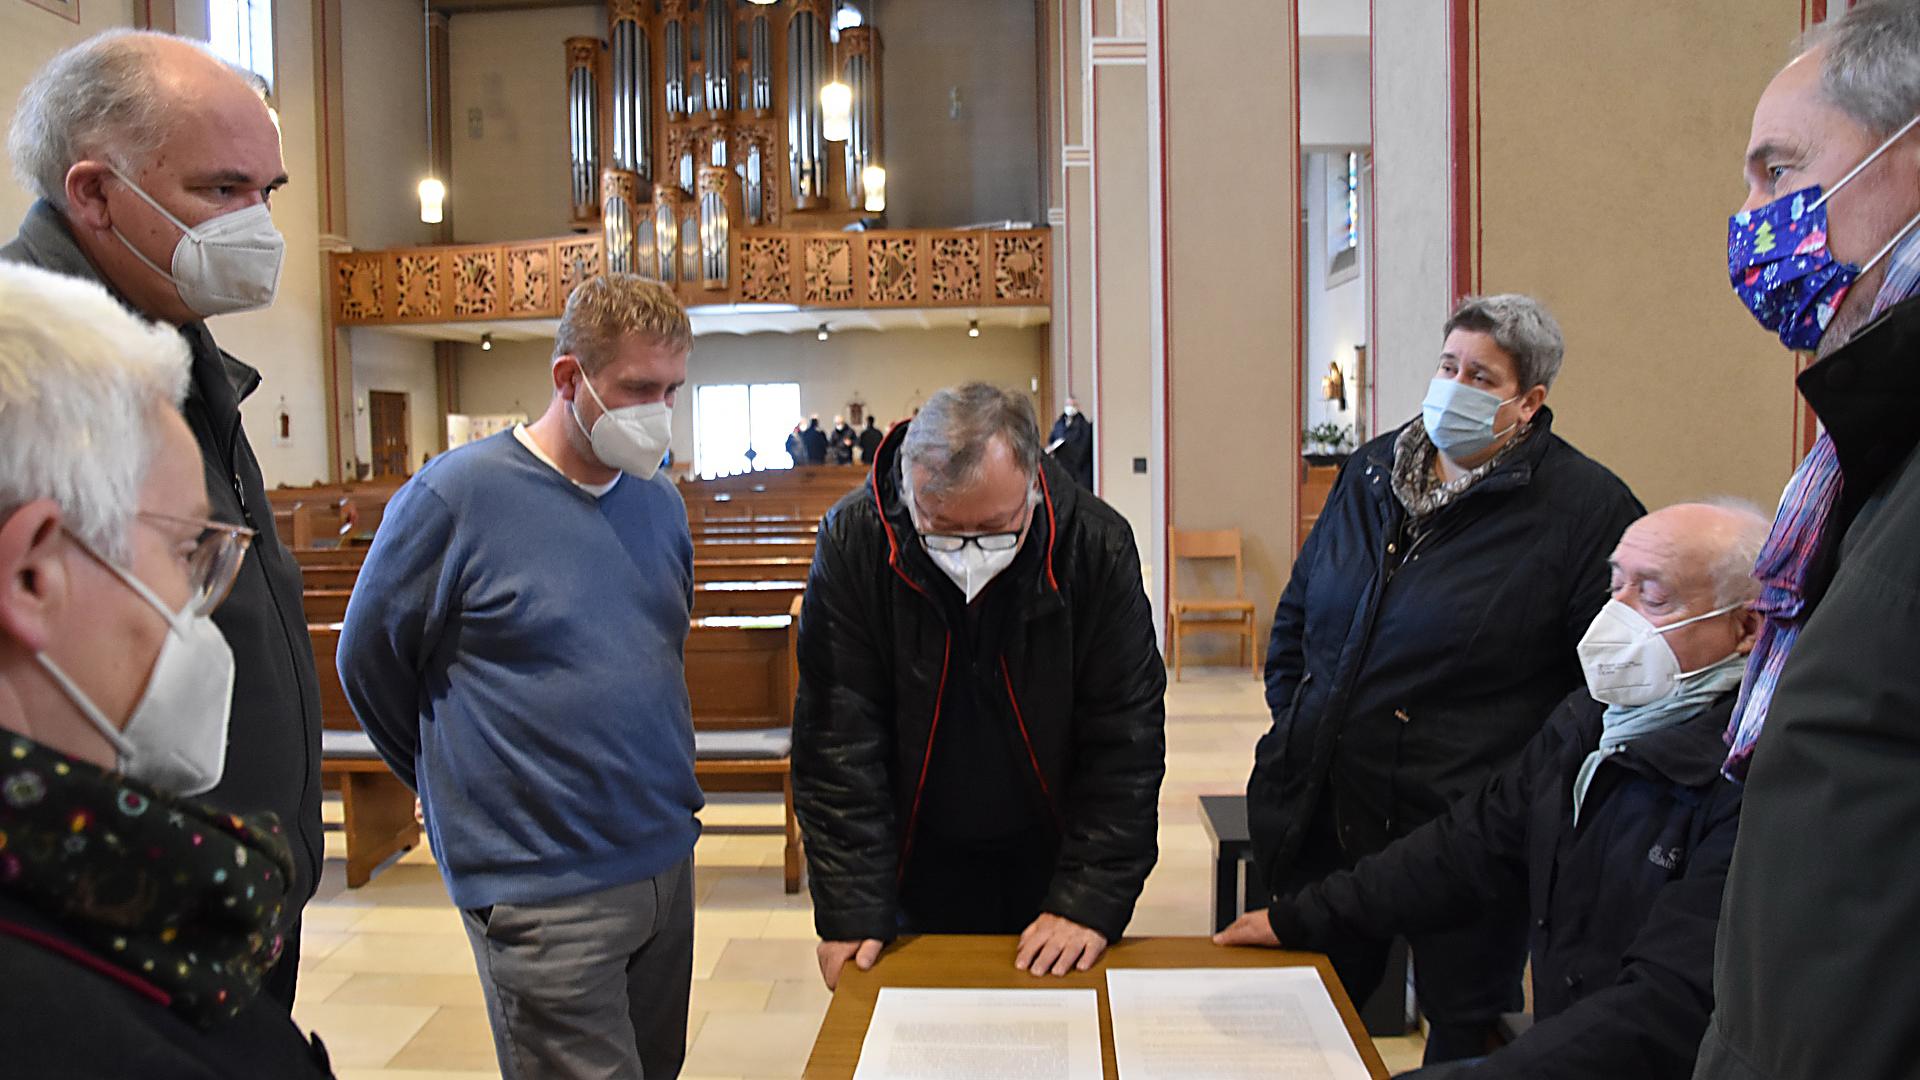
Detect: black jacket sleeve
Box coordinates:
(1461, 785, 1741, 1080)
(791, 512, 902, 942)
(1265, 700, 1572, 947)
(1044, 528, 1167, 940)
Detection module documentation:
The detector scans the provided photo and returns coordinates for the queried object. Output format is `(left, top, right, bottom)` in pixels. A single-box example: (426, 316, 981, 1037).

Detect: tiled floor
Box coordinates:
(294, 669, 1425, 1078)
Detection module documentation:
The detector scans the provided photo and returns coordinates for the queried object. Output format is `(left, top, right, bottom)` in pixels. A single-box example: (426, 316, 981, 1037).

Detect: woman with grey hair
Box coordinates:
(1246, 293, 1644, 1066)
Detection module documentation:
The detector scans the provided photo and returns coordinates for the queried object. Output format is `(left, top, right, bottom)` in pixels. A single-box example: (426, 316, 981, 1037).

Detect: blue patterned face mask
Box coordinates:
(1729, 113, 1920, 351)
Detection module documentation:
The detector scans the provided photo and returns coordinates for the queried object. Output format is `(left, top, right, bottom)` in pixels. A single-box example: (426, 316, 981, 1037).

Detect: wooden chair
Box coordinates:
(1169, 528, 1259, 681)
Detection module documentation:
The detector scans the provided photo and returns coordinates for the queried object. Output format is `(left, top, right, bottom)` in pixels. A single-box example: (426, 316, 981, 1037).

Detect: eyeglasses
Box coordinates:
(138, 511, 255, 617)
(921, 530, 1024, 554)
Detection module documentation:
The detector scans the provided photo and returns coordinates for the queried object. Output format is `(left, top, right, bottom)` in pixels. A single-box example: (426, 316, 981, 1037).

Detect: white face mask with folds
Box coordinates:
(108, 165, 285, 318)
(572, 369, 672, 480)
(902, 469, 1036, 603)
(35, 535, 236, 796)
(1575, 598, 1742, 707)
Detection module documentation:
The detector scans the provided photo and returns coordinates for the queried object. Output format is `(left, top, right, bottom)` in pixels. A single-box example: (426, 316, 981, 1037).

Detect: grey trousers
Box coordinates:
(461, 857, 694, 1080)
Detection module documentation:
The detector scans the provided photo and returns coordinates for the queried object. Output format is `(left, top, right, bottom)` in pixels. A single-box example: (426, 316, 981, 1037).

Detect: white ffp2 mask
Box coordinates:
(573, 372, 672, 480)
(1576, 598, 1742, 708)
(108, 166, 285, 318)
(36, 538, 236, 796)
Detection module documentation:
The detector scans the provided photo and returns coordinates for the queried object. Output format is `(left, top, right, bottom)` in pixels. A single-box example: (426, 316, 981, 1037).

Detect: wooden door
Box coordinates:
(368, 390, 410, 477)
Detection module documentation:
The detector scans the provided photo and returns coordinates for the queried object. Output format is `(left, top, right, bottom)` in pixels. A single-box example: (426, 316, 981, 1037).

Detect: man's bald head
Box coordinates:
(9, 30, 266, 211)
(1613, 502, 1771, 615)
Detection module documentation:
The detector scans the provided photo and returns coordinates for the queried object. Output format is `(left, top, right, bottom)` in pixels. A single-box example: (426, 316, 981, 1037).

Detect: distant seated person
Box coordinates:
(793, 383, 1165, 989)
(0, 266, 331, 1076)
(1217, 501, 1768, 1080)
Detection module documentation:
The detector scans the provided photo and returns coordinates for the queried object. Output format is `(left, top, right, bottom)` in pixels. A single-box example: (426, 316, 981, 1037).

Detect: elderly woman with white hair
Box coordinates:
(1247, 293, 1644, 1065)
(0, 265, 332, 1075)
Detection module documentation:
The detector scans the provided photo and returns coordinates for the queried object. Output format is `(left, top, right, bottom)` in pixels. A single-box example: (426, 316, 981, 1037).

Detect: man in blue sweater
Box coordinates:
(338, 274, 702, 1080)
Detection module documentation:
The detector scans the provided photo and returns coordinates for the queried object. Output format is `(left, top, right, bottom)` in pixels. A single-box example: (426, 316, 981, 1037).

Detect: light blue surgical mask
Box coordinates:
(1421, 378, 1521, 460)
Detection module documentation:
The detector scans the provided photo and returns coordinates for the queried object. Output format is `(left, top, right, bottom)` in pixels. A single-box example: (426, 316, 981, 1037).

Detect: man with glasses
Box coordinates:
(793, 382, 1167, 989)
(0, 264, 330, 1074)
(2, 30, 320, 1008)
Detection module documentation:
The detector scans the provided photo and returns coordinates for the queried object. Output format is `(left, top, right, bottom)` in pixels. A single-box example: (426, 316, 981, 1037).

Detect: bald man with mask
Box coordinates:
(3, 30, 319, 1007)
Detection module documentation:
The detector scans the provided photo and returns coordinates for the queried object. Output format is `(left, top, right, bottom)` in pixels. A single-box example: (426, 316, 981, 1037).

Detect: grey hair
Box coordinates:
(1443, 294, 1566, 391)
(8, 30, 229, 211)
(1802, 0, 1920, 138)
(0, 264, 190, 563)
(1698, 497, 1772, 608)
(900, 383, 1042, 499)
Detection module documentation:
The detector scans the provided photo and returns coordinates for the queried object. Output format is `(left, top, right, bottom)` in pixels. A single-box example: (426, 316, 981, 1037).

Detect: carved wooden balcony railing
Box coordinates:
(327, 227, 1049, 327)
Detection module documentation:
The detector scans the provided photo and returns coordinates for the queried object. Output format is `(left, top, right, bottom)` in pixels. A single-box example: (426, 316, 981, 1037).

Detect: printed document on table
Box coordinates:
(850, 988, 1102, 1080)
(1107, 967, 1373, 1080)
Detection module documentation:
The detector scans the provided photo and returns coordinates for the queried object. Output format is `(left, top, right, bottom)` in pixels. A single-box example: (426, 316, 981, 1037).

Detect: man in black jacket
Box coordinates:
(857, 415, 884, 465)
(800, 415, 830, 465)
(1698, 6, 1920, 1077)
(1046, 396, 1094, 490)
(1220, 502, 1769, 1078)
(793, 382, 1165, 989)
(2, 31, 321, 1007)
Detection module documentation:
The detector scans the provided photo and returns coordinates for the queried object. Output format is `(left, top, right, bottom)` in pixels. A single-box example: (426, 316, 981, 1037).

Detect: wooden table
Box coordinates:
(801, 935, 1390, 1079)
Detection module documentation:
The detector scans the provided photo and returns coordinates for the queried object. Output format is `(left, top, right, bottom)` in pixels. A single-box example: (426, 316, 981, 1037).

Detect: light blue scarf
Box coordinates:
(1572, 653, 1746, 825)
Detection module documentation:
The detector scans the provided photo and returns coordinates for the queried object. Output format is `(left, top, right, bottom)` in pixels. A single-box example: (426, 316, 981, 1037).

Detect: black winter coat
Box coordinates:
(1694, 295, 1920, 1080)
(1250, 410, 1643, 890)
(800, 425, 830, 465)
(792, 422, 1166, 942)
(0, 899, 335, 1079)
(1, 202, 325, 917)
(1270, 692, 1742, 1080)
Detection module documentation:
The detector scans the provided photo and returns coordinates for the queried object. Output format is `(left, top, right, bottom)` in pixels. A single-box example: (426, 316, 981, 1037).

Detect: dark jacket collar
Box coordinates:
(1608, 693, 1739, 790)
(5, 199, 262, 410)
(1362, 405, 1560, 504)
(1800, 292, 1920, 495)
(868, 419, 1069, 619)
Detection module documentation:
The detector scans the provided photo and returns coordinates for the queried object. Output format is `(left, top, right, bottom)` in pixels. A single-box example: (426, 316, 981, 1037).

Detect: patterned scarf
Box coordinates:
(0, 734, 291, 1028)
(1389, 419, 1534, 520)
(1724, 230, 1920, 780)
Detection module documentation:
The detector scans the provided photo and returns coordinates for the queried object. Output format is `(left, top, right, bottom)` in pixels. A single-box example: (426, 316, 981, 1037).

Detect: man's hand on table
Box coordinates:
(818, 938, 887, 990)
(1015, 913, 1108, 975)
(1212, 908, 1281, 947)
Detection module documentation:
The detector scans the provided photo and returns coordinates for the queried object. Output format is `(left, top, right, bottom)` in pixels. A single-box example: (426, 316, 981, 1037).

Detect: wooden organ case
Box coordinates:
(576, 0, 882, 293)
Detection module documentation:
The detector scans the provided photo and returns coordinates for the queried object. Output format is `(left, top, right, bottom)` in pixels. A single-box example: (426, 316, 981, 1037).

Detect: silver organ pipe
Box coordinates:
(654, 186, 680, 282)
(665, 18, 686, 117)
(602, 175, 637, 273)
(704, 0, 733, 114)
(745, 142, 763, 224)
(749, 15, 772, 114)
(698, 166, 729, 289)
(566, 38, 605, 225)
(786, 7, 826, 206)
(610, 16, 653, 184)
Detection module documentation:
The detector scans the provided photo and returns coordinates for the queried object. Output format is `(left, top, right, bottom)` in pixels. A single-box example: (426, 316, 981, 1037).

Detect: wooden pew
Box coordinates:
(300, 566, 359, 591)
(303, 589, 352, 624)
(686, 611, 802, 893)
(693, 580, 806, 619)
(293, 546, 367, 571)
(694, 557, 814, 584)
(694, 538, 816, 562)
(308, 626, 421, 888)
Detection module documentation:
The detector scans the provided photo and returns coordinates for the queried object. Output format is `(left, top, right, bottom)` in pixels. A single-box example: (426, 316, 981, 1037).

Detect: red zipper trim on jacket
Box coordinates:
(897, 632, 953, 879)
(0, 917, 172, 1009)
(1001, 657, 1064, 830)
(1036, 466, 1060, 594)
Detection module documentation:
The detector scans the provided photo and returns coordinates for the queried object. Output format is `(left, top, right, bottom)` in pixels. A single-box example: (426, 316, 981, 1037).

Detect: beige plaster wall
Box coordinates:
(1472, 1, 1805, 509)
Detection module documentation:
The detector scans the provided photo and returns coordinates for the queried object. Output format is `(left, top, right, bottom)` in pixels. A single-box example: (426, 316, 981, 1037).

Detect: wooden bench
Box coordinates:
(694, 538, 816, 562)
(694, 557, 815, 584)
(293, 546, 366, 571)
(309, 626, 421, 888)
(687, 607, 803, 893)
(303, 589, 352, 624)
(300, 566, 359, 591)
(693, 580, 807, 619)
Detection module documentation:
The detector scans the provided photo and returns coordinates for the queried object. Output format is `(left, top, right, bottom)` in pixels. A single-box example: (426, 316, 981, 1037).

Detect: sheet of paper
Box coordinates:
(850, 988, 1103, 1080)
(1106, 967, 1373, 1080)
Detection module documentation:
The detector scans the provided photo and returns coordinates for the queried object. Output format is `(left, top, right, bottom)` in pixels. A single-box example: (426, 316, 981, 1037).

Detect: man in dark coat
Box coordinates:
(2, 30, 321, 1007)
(799, 415, 829, 465)
(1221, 502, 1768, 1079)
(1046, 396, 1094, 490)
(857, 415, 884, 465)
(793, 383, 1165, 990)
(830, 415, 857, 465)
(1696, 7, 1920, 1077)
